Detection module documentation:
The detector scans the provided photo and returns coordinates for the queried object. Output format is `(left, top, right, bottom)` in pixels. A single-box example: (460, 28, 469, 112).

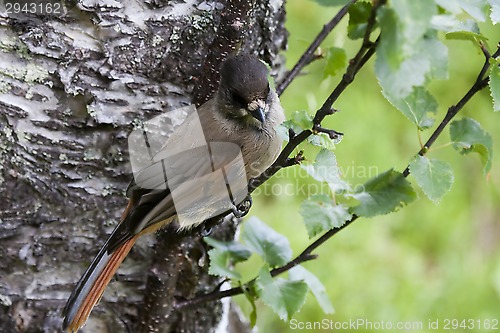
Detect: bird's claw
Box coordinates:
(199, 224, 213, 237)
(232, 195, 252, 218)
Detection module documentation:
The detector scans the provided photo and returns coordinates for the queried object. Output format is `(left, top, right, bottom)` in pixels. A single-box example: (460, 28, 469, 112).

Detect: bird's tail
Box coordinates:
(62, 233, 139, 332)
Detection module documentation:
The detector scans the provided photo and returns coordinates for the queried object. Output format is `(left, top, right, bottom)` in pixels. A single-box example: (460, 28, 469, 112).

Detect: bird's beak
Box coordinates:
(251, 107, 266, 123)
(248, 99, 266, 123)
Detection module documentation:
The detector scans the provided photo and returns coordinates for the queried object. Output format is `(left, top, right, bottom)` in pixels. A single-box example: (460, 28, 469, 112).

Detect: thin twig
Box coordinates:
(313, 124, 343, 140)
(250, 3, 383, 193)
(315, 35, 380, 123)
(402, 43, 500, 177)
(276, 0, 358, 96)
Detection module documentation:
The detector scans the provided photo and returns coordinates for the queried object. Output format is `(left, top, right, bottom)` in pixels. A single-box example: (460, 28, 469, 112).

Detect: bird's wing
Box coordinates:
(108, 110, 248, 250)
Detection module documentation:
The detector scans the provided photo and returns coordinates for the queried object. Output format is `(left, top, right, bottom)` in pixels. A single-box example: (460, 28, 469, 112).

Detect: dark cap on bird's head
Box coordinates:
(218, 54, 273, 124)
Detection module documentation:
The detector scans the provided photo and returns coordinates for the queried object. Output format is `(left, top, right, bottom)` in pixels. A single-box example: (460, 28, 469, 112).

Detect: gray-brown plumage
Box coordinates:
(61, 54, 285, 332)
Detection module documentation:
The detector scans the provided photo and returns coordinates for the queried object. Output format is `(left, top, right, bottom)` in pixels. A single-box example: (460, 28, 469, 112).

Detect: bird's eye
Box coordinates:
(230, 91, 247, 107)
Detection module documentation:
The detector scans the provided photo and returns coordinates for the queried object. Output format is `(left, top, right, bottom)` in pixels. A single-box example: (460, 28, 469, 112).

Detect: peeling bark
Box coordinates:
(0, 0, 287, 332)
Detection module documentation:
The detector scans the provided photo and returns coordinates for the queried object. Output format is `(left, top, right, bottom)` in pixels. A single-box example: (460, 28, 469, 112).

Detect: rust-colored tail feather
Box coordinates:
(62, 235, 138, 332)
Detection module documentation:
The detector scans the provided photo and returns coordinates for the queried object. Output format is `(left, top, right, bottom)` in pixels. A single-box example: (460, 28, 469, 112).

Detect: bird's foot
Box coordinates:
(199, 224, 213, 237)
(232, 195, 252, 218)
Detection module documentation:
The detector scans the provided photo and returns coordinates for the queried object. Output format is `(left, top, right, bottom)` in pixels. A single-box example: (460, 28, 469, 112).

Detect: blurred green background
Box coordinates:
(235, 1, 500, 332)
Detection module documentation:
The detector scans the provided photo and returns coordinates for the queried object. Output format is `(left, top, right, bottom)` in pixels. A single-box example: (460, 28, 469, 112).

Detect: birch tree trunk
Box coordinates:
(0, 1, 287, 332)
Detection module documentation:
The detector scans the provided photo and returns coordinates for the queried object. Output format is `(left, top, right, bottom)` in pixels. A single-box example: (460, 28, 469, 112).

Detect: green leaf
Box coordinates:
(376, 4, 448, 99)
(409, 156, 454, 203)
(391, 0, 437, 44)
(432, 17, 488, 43)
(242, 217, 292, 267)
(424, 36, 450, 82)
(301, 149, 350, 192)
(242, 285, 258, 327)
(430, 14, 461, 31)
(291, 110, 314, 128)
(275, 122, 293, 141)
(207, 249, 241, 279)
(348, 1, 372, 40)
(279, 111, 313, 135)
(450, 118, 493, 173)
(276, 110, 314, 141)
(300, 195, 351, 238)
(256, 266, 308, 321)
(375, 1, 446, 98)
(445, 30, 488, 42)
(289, 266, 335, 314)
(204, 237, 252, 260)
(323, 47, 347, 78)
(490, 63, 500, 111)
(377, 30, 448, 98)
(436, 0, 463, 13)
(308, 132, 337, 150)
(490, 0, 500, 24)
(461, 0, 488, 21)
(350, 169, 417, 217)
(376, 7, 404, 70)
(375, 0, 437, 74)
(311, 0, 352, 7)
(436, 0, 488, 21)
(383, 86, 438, 130)
(204, 237, 252, 279)
(431, 15, 484, 35)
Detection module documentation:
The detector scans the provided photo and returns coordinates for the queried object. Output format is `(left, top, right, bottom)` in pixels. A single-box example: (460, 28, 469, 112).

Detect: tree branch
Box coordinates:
(249, 1, 383, 193)
(402, 42, 500, 177)
(276, 0, 357, 96)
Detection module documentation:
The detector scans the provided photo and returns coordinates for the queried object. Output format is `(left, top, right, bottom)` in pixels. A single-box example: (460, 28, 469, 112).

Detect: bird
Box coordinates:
(61, 54, 286, 332)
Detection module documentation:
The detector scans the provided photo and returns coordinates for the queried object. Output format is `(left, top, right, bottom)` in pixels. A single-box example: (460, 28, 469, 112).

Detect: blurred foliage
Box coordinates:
(236, 0, 500, 331)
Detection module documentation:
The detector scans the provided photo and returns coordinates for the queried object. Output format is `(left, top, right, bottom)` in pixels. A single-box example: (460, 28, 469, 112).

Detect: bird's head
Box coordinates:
(218, 54, 275, 127)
